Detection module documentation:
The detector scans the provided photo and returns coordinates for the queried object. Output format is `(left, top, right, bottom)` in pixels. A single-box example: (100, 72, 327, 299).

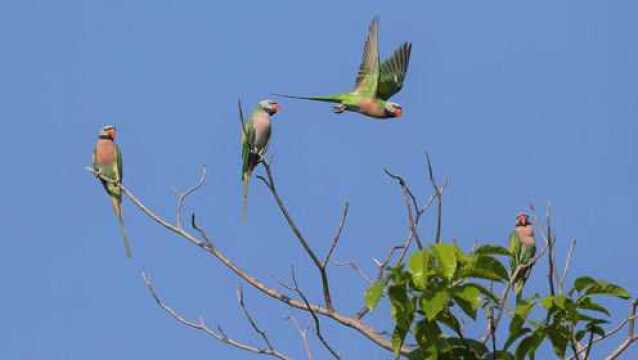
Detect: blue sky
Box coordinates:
(1, 0, 636, 358)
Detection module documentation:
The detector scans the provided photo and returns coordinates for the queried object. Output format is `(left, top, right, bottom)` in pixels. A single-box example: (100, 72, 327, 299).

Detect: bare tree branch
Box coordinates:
(87, 168, 411, 356)
(605, 300, 638, 360)
(142, 272, 290, 360)
(569, 301, 637, 360)
(257, 161, 337, 312)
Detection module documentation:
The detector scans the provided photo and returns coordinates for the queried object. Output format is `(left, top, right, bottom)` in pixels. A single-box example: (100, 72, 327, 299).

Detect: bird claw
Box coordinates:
(332, 104, 346, 114)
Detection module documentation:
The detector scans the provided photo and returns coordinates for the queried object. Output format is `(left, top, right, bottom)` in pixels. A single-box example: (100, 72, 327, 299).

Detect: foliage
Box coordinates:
(364, 242, 633, 359)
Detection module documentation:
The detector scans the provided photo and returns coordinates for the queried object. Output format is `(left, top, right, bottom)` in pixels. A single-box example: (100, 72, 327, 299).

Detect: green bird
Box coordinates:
(508, 212, 536, 301)
(274, 17, 411, 119)
(92, 125, 132, 258)
(240, 99, 281, 220)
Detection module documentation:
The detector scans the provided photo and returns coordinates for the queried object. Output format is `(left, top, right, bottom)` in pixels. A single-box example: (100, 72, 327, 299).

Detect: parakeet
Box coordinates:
(240, 99, 280, 220)
(508, 212, 536, 301)
(274, 17, 411, 119)
(92, 125, 132, 258)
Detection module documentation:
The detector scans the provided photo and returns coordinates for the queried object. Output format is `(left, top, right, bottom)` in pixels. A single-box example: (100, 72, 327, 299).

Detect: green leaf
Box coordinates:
(574, 276, 598, 292)
(408, 250, 430, 289)
(586, 282, 631, 299)
(504, 327, 531, 351)
(474, 244, 512, 257)
(452, 284, 481, 319)
(578, 297, 611, 316)
(364, 280, 385, 311)
(422, 289, 450, 321)
(446, 337, 489, 358)
(415, 320, 442, 355)
(547, 324, 569, 358)
(433, 243, 458, 281)
(574, 277, 631, 299)
(510, 299, 535, 335)
(515, 330, 545, 360)
(437, 310, 462, 334)
(388, 284, 415, 356)
(463, 255, 509, 282)
(541, 295, 556, 310)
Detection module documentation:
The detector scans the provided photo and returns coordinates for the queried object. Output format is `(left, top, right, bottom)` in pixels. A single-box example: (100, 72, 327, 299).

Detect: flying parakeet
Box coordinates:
(240, 99, 281, 220)
(274, 17, 411, 119)
(508, 212, 536, 301)
(92, 125, 132, 258)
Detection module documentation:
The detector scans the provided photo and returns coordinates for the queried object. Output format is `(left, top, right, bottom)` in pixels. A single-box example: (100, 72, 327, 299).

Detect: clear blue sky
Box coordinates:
(1, 0, 635, 359)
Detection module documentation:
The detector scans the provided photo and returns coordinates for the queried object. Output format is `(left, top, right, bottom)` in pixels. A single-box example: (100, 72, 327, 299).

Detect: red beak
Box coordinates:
(273, 103, 281, 113)
(395, 108, 402, 118)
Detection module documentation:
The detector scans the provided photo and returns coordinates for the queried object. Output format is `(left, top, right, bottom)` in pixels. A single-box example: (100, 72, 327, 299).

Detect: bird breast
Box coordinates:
(252, 113, 271, 148)
(358, 98, 387, 118)
(516, 225, 535, 246)
(95, 139, 116, 164)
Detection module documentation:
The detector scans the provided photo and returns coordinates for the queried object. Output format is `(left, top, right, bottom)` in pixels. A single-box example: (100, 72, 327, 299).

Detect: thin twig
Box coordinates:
(176, 166, 207, 229)
(384, 168, 423, 249)
(323, 202, 350, 268)
(583, 328, 595, 360)
(560, 239, 577, 293)
(287, 315, 313, 360)
(425, 152, 443, 244)
(332, 260, 372, 284)
(290, 268, 341, 359)
(544, 204, 557, 297)
(237, 286, 276, 352)
(142, 272, 290, 360)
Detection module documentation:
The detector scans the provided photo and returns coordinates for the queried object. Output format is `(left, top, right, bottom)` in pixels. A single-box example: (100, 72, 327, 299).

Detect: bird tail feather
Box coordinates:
(241, 172, 250, 222)
(111, 197, 133, 258)
(272, 93, 344, 104)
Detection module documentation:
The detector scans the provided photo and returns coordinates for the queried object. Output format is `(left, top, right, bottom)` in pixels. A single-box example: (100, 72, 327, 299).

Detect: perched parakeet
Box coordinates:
(508, 212, 536, 301)
(240, 99, 281, 220)
(274, 17, 411, 119)
(92, 125, 132, 258)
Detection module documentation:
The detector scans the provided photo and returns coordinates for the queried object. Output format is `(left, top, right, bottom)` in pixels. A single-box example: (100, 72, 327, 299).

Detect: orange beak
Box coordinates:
(395, 108, 402, 118)
(272, 103, 281, 114)
(108, 128, 117, 140)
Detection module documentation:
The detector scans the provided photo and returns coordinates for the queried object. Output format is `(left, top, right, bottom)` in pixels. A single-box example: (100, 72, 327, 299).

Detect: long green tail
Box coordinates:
(112, 197, 132, 258)
(272, 93, 345, 104)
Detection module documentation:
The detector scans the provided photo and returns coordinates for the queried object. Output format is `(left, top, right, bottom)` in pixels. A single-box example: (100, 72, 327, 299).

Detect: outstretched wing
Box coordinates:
(376, 42, 412, 100)
(353, 17, 380, 97)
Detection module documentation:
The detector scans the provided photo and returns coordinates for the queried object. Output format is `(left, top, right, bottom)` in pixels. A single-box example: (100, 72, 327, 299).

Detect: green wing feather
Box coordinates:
(376, 42, 412, 100)
(241, 117, 257, 221)
(353, 17, 380, 97)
